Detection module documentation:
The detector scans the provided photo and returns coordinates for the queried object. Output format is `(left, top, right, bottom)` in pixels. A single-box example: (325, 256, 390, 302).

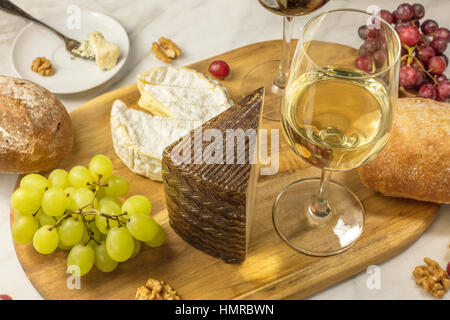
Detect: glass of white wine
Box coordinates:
(273, 9, 401, 256)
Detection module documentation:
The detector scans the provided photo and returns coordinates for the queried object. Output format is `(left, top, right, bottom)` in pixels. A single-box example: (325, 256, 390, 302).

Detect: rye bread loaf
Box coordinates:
(0, 76, 74, 174)
(358, 98, 449, 204)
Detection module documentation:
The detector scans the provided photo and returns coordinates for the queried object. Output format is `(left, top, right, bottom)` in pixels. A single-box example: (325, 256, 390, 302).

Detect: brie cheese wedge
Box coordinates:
(111, 100, 198, 181)
(89, 32, 120, 70)
(137, 67, 232, 123)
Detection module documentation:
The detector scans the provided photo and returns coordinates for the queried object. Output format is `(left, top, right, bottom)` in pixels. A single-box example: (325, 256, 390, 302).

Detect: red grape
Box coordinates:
(358, 25, 368, 40)
(399, 26, 421, 46)
(394, 3, 414, 22)
(399, 66, 419, 88)
(428, 56, 446, 74)
(436, 74, 447, 83)
(412, 3, 425, 20)
(436, 81, 450, 101)
(395, 21, 412, 34)
(208, 60, 230, 80)
(438, 54, 448, 66)
(430, 38, 447, 54)
(363, 39, 378, 54)
(367, 26, 380, 39)
(373, 50, 386, 68)
(417, 45, 435, 63)
(415, 70, 426, 87)
(433, 27, 450, 43)
(421, 19, 439, 34)
(379, 10, 394, 24)
(418, 84, 437, 99)
(355, 55, 372, 73)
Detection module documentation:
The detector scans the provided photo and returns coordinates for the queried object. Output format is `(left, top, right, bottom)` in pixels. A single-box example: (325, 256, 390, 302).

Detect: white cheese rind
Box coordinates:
(111, 100, 198, 181)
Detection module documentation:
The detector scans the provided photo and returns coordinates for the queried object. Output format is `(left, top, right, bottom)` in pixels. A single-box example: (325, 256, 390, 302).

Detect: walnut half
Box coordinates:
(136, 278, 180, 300)
(413, 258, 450, 298)
(31, 57, 55, 76)
(152, 37, 181, 63)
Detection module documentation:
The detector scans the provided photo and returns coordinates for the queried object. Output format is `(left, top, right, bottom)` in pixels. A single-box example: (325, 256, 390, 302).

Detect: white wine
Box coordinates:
(282, 67, 393, 170)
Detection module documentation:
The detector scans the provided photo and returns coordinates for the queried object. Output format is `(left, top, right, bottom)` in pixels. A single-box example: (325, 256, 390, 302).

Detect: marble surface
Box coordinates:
(0, 0, 449, 300)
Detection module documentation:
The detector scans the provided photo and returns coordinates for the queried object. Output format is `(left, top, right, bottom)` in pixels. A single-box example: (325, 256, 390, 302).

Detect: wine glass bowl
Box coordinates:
(273, 9, 401, 256)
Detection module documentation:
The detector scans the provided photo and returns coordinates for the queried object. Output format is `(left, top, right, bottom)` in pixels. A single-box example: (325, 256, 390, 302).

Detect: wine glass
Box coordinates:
(242, 0, 329, 121)
(273, 9, 401, 256)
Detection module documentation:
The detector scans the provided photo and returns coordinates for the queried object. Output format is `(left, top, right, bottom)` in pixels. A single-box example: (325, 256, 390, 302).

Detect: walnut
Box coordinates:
(31, 57, 55, 76)
(135, 278, 180, 300)
(413, 258, 450, 298)
(152, 37, 181, 63)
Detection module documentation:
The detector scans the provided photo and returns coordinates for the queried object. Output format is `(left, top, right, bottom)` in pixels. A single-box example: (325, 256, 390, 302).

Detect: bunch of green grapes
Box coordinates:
(11, 154, 165, 276)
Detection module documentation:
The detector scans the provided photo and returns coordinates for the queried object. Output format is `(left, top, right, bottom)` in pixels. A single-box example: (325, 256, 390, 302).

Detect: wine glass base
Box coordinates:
(241, 60, 283, 121)
(272, 178, 364, 256)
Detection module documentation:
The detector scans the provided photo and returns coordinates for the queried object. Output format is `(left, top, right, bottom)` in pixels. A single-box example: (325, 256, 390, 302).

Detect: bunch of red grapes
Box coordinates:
(354, 3, 449, 102)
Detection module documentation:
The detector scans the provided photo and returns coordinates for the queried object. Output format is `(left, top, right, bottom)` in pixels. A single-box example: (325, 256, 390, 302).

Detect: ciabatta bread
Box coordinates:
(0, 76, 73, 174)
(358, 98, 449, 204)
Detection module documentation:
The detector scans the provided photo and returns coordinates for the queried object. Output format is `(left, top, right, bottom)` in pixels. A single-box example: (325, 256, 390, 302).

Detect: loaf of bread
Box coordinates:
(358, 98, 449, 204)
(0, 76, 74, 174)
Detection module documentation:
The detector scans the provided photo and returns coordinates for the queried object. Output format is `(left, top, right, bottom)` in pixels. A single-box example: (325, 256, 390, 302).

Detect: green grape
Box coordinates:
(58, 217, 85, 246)
(67, 244, 95, 276)
(99, 198, 121, 215)
(12, 216, 39, 244)
(94, 241, 119, 272)
(126, 214, 159, 242)
(64, 187, 78, 211)
(106, 227, 134, 262)
(89, 154, 113, 181)
(72, 187, 98, 211)
(122, 195, 152, 216)
(69, 166, 94, 188)
(131, 238, 141, 258)
(36, 208, 57, 227)
(79, 223, 101, 247)
(48, 169, 70, 188)
(11, 187, 42, 216)
(20, 174, 49, 195)
(33, 226, 59, 254)
(58, 241, 73, 251)
(96, 186, 107, 200)
(95, 215, 119, 235)
(105, 176, 129, 197)
(42, 187, 68, 216)
(145, 225, 166, 248)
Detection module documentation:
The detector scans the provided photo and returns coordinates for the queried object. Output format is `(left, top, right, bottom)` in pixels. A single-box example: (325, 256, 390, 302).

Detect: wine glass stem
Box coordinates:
(310, 169, 332, 218)
(274, 16, 294, 89)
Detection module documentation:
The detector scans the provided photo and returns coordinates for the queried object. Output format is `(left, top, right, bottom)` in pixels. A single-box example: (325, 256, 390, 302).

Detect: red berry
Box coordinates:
(395, 3, 414, 22)
(418, 45, 435, 63)
(438, 54, 448, 66)
(373, 50, 386, 68)
(0, 294, 12, 300)
(447, 262, 450, 277)
(379, 10, 394, 24)
(399, 26, 421, 46)
(436, 81, 450, 101)
(367, 26, 380, 39)
(421, 19, 439, 34)
(358, 25, 368, 40)
(399, 66, 419, 88)
(434, 28, 450, 43)
(395, 21, 412, 34)
(208, 60, 230, 80)
(412, 3, 425, 20)
(355, 55, 372, 73)
(418, 84, 437, 99)
(430, 38, 448, 54)
(428, 56, 446, 74)
(436, 74, 447, 83)
(415, 71, 427, 87)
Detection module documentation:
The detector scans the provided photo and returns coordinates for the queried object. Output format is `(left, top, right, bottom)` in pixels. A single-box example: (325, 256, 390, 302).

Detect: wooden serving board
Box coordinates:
(11, 40, 439, 300)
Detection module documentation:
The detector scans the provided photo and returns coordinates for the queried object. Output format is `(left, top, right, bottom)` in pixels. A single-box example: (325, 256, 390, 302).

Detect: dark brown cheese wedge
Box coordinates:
(162, 88, 264, 263)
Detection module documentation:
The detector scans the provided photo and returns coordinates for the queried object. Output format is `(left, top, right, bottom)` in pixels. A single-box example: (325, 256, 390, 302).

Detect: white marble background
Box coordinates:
(0, 0, 449, 300)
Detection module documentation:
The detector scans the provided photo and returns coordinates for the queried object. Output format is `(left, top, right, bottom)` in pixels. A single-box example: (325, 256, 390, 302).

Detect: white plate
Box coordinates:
(10, 10, 129, 94)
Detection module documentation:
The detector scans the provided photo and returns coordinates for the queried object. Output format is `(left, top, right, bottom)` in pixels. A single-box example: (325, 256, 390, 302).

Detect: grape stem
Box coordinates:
(402, 44, 439, 86)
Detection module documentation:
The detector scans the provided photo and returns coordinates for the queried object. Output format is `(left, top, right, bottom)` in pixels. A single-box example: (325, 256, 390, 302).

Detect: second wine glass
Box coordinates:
(242, 0, 329, 121)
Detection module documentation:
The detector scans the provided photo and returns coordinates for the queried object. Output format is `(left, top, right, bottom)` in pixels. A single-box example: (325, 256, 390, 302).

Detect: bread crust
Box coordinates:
(0, 76, 73, 174)
(358, 98, 449, 204)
